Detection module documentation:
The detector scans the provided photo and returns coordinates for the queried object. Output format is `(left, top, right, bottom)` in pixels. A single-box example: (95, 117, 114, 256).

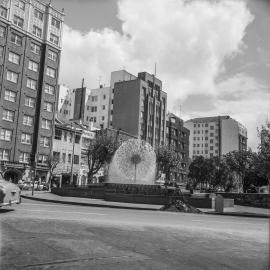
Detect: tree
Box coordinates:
(256, 123, 270, 188)
(46, 154, 60, 190)
(87, 130, 119, 183)
(155, 145, 181, 182)
(188, 156, 215, 190)
(224, 150, 256, 192)
(210, 156, 234, 192)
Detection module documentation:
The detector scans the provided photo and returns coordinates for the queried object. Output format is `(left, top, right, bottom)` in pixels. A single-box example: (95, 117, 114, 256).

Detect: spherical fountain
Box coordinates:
(108, 138, 156, 185)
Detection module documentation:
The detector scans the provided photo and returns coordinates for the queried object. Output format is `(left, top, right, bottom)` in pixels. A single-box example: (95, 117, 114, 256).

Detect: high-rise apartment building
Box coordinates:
(0, 0, 64, 182)
(84, 85, 110, 129)
(184, 116, 247, 159)
(166, 113, 190, 183)
(112, 71, 167, 148)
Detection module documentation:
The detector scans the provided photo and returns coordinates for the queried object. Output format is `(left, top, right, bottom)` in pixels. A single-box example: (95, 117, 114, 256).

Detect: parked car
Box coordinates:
(0, 175, 21, 207)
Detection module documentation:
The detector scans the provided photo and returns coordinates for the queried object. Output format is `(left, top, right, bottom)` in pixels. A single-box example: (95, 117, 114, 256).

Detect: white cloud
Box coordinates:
(59, 0, 267, 150)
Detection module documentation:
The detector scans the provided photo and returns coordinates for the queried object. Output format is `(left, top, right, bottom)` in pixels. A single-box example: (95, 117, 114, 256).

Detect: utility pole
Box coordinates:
(70, 122, 76, 186)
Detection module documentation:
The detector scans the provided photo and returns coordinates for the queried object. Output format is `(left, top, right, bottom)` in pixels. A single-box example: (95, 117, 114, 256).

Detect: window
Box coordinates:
(21, 133, 31, 144)
(91, 96, 98, 102)
(50, 33, 59, 45)
(40, 136, 50, 147)
(193, 131, 196, 134)
(63, 132, 67, 141)
(194, 124, 196, 127)
(15, 1, 25, 10)
(0, 25, 5, 37)
(210, 133, 214, 137)
(44, 84, 55, 95)
(54, 129, 62, 140)
(48, 50, 57, 61)
(0, 45, 3, 57)
(0, 149, 9, 161)
(210, 139, 214, 143)
(68, 154, 71, 163)
(7, 70, 18, 83)
(75, 135, 80, 144)
(10, 33, 22, 46)
(103, 94, 106, 99)
(74, 155, 79, 164)
(8, 52, 20, 64)
(38, 154, 47, 164)
(19, 152, 29, 163)
(4, 90, 16, 102)
(2, 109, 14, 122)
(210, 146, 214, 150)
(102, 116, 105, 121)
(32, 25, 42, 38)
(25, 96, 35, 107)
(28, 60, 38, 72)
(51, 17, 60, 29)
(205, 130, 208, 134)
(13, 15, 24, 28)
(46, 67, 56, 78)
(62, 153, 66, 163)
(210, 126, 214, 130)
(91, 106, 97, 112)
(34, 9, 43, 21)
(27, 78, 37, 90)
(0, 129, 12, 141)
(205, 123, 208, 127)
(205, 137, 208, 140)
(205, 143, 208, 147)
(102, 105, 105, 110)
(0, 6, 7, 18)
(23, 115, 33, 126)
(193, 144, 196, 147)
(53, 151, 60, 160)
(41, 119, 51, 129)
(30, 43, 40, 55)
(44, 101, 53, 112)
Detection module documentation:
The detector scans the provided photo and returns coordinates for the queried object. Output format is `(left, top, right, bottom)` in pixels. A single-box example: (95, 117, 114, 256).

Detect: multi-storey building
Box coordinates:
(112, 71, 167, 148)
(57, 70, 138, 130)
(52, 118, 96, 187)
(57, 84, 75, 122)
(84, 85, 110, 129)
(0, 0, 64, 182)
(166, 113, 190, 183)
(184, 116, 248, 159)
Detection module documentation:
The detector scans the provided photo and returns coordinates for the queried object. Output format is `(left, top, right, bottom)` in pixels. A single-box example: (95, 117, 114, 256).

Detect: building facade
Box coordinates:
(112, 71, 167, 148)
(57, 84, 75, 122)
(184, 116, 248, 159)
(84, 85, 110, 129)
(166, 113, 190, 183)
(0, 0, 64, 182)
(52, 119, 96, 186)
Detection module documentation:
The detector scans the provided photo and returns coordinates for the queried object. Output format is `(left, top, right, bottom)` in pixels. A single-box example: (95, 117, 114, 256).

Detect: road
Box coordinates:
(0, 198, 269, 270)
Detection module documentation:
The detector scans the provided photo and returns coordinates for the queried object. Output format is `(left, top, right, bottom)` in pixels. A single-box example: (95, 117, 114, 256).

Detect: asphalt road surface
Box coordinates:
(1, 198, 269, 270)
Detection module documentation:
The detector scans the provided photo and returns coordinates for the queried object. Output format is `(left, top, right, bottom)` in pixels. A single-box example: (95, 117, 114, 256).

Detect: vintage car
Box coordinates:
(0, 175, 21, 207)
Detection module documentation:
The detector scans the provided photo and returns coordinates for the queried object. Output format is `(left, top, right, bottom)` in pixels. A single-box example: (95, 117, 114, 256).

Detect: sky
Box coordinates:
(49, 0, 270, 151)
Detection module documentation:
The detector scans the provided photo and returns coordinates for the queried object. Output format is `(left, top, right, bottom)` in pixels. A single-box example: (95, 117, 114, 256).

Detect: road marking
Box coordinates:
(23, 209, 107, 216)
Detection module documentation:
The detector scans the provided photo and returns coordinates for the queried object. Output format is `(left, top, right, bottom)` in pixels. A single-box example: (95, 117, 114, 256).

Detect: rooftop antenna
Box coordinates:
(179, 104, 182, 119)
(154, 62, 157, 76)
(98, 76, 102, 87)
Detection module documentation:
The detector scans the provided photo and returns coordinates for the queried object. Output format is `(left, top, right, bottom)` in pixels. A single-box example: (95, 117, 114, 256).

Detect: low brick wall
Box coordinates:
(217, 193, 270, 208)
(52, 186, 105, 199)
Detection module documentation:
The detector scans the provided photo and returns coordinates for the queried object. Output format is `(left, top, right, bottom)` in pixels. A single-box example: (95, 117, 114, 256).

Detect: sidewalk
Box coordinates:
(21, 191, 270, 218)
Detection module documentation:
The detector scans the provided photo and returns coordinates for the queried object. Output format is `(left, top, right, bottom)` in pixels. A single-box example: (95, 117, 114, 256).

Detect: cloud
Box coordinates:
(59, 0, 266, 150)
